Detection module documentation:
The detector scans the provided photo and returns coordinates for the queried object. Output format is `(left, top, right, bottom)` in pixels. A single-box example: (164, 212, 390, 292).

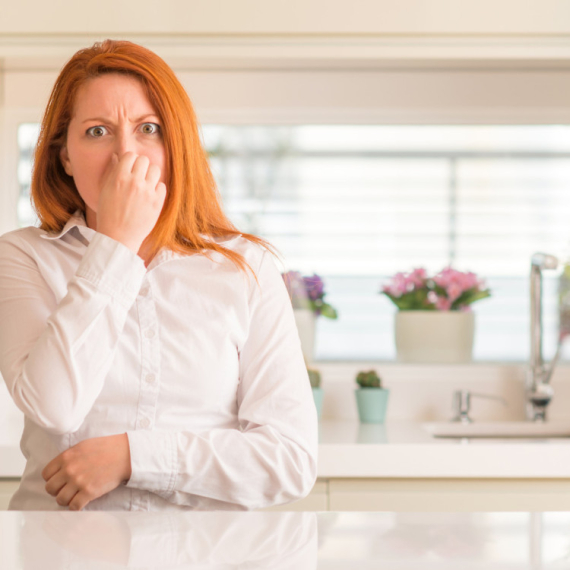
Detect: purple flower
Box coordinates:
(303, 274, 324, 302)
(281, 270, 337, 318)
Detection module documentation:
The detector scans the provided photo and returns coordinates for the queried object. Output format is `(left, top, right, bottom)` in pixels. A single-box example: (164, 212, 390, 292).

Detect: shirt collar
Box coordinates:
(39, 209, 96, 242)
(39, 209, 241, 252)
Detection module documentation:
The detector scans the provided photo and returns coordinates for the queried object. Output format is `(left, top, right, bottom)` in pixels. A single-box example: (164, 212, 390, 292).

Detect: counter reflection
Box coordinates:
(19, 510, 318, 569)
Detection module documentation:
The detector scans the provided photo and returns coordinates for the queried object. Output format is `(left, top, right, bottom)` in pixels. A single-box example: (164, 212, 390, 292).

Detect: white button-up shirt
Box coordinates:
(0, 210, 318, 511)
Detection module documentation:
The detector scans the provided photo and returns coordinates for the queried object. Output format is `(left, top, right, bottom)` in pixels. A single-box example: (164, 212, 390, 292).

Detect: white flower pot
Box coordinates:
(395, 311, 475, 364)
(293, 308, 316, 363)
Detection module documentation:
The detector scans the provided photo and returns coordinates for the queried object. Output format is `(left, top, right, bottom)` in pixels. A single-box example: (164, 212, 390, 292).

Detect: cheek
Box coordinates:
(67, 149, 109, 201)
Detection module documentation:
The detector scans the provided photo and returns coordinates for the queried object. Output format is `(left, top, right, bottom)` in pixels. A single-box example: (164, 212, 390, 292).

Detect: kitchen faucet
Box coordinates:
(527, 252, 561, 421)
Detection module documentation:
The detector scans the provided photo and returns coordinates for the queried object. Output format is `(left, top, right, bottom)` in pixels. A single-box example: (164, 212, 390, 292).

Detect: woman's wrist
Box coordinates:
(96, 228, 142, 256)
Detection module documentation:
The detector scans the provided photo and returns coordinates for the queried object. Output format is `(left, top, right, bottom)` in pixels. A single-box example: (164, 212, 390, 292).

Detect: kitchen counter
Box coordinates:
(1, 510, 568, 568)
(4, 420, 570, 479)
(317, 420, 570, 478)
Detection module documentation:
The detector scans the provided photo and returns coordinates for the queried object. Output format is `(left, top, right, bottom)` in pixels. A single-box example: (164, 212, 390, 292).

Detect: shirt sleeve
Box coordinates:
(0, 231, 147, 435)
(125, 248, 319, 510)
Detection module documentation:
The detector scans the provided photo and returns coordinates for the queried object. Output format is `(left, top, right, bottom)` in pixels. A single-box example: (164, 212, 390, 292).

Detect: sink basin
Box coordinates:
(422, 421, 570, 438)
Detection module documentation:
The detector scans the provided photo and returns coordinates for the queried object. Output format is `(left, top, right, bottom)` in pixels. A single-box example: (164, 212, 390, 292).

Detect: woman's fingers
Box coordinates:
(119, 151, 138, 174)
(68, 490, 89, 511)
(44, 469, 66, 497)
(56, 484, 80, 508)
(41, 457, 61, 482)
(156, 181, 167, 197)
(145, 163, 161, 186)
(96, 151, 166, 254)
(45, 470, 79, 507)
(131, 154, 150, 178)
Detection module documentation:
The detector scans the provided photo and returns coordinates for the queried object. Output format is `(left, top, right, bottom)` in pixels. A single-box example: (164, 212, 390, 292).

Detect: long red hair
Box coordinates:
(31, 39, 282, 283)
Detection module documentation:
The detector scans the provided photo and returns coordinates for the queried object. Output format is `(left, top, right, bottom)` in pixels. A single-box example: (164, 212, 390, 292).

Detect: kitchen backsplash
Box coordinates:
(3, 363, 570, 446)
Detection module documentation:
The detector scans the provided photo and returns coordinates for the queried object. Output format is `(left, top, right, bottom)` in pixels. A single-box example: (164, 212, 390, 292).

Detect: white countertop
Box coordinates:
(4, 419, 570, 479)
(317, 420, 570, 478)
(1, 510, 567, 568)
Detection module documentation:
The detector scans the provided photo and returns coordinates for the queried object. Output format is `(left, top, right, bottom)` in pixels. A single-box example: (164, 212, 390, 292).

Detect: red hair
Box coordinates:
(31, 39, 282, 283)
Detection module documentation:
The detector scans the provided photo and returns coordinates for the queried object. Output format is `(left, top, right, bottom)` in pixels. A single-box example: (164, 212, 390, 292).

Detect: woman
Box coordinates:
(0, 40, 318, 511)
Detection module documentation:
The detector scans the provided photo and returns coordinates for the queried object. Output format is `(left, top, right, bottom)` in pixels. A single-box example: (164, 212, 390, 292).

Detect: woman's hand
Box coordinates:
(42, 433, 132, 511)
(96, 151, 167, 255)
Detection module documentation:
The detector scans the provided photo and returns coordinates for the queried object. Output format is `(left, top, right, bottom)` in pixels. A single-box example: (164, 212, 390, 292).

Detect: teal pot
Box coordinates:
(312, 387, 324, 420)
(354, 388, 390, 424)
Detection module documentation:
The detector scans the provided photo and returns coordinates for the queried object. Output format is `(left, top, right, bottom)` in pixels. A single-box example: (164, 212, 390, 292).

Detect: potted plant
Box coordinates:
(380, 267, 491, 363)
(308, 367, 324, 420)
(354, 369, 389, 424)
(282, 271, 338, 363)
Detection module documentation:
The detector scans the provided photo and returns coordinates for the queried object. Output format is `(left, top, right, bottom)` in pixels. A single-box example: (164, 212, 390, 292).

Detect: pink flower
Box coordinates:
(446, 281, 463, 303)
(433, 266, 482, 302)
(410, 267, 427, 287)
(380, 265, 490, 311)
(435, 296, 452, 310)
(382, 272, 411, 297)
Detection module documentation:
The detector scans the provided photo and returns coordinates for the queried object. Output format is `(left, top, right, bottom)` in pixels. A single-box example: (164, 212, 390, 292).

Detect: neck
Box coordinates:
(85, 206, 97, 231)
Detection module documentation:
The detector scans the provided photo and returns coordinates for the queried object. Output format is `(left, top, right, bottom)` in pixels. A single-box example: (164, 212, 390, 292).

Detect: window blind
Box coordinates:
(18, 124, 570, 362)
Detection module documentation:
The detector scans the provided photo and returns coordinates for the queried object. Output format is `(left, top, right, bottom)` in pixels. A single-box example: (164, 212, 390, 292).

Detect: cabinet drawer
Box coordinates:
(0, 479, 20, 511)
(328, 478, 570, 511)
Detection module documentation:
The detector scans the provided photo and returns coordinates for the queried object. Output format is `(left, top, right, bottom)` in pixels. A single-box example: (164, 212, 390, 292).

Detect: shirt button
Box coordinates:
(145, 373, 156, 384)
(140, 418, 150, 429)
(145, 329, 155, 339)
(139, 285, 150, 297)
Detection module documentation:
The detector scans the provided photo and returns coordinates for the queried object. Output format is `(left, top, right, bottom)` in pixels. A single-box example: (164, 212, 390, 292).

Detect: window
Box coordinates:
(18, 124, 570, 362)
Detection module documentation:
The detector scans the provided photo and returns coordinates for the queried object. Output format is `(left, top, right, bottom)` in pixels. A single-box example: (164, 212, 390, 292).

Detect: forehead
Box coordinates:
(72, 73, 157, 118)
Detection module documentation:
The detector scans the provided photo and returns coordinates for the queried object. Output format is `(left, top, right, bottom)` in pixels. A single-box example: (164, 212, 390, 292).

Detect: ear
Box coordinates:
(59, 145, 73, 177)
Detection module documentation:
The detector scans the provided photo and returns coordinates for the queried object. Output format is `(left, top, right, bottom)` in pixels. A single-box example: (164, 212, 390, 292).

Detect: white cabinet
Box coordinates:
(0, 480, 20, 510)
(328, 478, 570, 511)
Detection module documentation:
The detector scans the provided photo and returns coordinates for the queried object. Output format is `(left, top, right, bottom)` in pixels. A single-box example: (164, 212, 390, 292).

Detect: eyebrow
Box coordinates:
(81, 114, 160, 124)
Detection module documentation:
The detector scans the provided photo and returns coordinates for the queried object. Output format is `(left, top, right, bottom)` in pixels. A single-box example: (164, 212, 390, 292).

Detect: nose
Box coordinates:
(115, 129, 137, 157)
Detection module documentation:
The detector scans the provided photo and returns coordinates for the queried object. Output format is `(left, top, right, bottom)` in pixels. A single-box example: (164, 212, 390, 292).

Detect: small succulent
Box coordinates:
(308, 368, 321, 389)
(356, 369, 382, 389)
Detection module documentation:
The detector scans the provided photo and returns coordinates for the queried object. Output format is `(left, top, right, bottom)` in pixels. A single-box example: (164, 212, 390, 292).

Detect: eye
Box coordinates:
(86, 126, 108, 138)
(140, 123, 160, 135)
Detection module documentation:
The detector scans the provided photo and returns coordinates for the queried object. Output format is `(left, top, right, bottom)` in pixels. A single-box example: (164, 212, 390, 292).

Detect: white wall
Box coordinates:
(1, 0, 570, 66)
(1, 0, 570, 35)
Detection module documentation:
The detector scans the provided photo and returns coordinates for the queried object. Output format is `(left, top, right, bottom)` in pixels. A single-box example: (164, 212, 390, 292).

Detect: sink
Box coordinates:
(422, 421, 570, 438)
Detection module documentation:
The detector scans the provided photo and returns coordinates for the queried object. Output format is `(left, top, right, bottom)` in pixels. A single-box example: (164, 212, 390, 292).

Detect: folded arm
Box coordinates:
(125, 249, 319, 510)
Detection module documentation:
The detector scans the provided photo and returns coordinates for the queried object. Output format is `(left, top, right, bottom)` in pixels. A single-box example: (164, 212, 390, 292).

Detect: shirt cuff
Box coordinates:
(75, 232, 147, 309)
(125, 429, 178, 494)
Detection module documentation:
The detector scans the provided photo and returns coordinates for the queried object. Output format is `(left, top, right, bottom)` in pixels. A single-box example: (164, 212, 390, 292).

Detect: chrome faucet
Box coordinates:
(451, 390, 507, 424)
(527, 252, 560, 421)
